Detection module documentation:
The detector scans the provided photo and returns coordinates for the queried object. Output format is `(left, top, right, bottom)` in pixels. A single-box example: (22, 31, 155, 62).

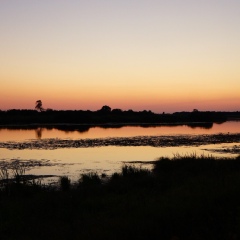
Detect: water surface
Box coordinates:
(0, 121, 239, 183)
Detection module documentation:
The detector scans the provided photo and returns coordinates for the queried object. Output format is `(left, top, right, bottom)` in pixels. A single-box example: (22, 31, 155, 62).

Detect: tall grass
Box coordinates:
(0, 163, 42, 195)
(59, 176, 71, 191)
(1, 154, 240, 239)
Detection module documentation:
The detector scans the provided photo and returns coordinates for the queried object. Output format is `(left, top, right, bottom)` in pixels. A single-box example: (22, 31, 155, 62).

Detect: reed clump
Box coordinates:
(59, 176, 71, 191)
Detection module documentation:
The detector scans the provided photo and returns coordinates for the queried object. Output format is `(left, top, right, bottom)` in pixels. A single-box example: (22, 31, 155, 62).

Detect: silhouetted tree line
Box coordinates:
(0, 106, 239, 125)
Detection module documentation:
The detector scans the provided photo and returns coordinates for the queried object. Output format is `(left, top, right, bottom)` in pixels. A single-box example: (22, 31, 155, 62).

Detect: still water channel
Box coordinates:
(0, 121, 239, 184)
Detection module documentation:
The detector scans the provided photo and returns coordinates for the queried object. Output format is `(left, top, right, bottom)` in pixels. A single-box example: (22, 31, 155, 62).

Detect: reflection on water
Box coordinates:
(35, 128, 42, 139)
(0, 121, 239, 183)
(0, 121, 240, 141)
(1, 143, 239, 184)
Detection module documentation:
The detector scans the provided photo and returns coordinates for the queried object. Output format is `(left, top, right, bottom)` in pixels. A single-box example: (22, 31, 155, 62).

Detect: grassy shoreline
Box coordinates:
(1, 154, 240, 239)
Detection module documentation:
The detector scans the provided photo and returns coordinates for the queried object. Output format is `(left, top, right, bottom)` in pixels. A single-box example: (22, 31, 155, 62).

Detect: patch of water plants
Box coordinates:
(0, 133, 240, 150)
(1, 154, 240, 239)
(205, 144, 240, 154)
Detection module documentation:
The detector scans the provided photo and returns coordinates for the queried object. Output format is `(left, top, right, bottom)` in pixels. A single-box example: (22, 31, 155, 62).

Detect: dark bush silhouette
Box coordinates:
(99, 105, 111, 113)
(112, 108, 123, 114)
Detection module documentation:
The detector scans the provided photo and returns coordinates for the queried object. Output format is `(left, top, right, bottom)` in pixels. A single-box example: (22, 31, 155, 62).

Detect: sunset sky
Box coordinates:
(0, 0, 239, 113)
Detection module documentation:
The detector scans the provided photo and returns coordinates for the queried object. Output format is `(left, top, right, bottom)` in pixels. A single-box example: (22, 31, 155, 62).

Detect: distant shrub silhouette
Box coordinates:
(99, 105, 111, 113)
(112, 108, 123, 114)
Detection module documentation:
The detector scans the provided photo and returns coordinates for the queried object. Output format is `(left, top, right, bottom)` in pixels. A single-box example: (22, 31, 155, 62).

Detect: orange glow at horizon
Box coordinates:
(0, 1, 239, 112)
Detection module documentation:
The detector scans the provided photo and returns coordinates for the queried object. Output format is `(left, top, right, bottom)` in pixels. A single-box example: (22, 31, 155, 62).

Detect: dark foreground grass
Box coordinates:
(1, 155, 240, 240)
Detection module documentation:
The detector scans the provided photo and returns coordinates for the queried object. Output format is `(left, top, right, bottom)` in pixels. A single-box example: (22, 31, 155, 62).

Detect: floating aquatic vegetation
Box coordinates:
(0, 133, 239, 150)
(204, 144, 240, 154)
(0, 159, 53, 169)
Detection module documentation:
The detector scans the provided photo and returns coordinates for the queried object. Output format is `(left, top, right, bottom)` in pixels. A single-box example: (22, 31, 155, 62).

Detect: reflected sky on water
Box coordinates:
(0, 121, 239, 183)
(0, 121, 239, 142)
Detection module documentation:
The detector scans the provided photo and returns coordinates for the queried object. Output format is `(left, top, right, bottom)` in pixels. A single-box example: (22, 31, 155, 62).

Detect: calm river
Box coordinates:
(0, 121, 239, 184)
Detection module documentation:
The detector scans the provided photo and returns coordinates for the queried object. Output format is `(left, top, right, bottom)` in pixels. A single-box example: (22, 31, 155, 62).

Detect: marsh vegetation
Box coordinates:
(1, 132, 240, 150)
(1, 154, 240, 239)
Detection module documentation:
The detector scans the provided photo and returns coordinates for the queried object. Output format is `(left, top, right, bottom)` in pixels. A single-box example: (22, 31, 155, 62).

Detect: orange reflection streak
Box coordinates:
(0, 122, 239, 142)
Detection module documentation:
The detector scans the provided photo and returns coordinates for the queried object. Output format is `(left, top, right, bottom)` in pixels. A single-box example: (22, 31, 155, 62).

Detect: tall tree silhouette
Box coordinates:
(35, 100, 44, 112)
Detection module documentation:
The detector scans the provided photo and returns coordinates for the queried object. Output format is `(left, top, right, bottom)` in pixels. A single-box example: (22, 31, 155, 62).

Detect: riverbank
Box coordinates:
(1, 109, 239, 125)
(1, 154, 240, 239)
